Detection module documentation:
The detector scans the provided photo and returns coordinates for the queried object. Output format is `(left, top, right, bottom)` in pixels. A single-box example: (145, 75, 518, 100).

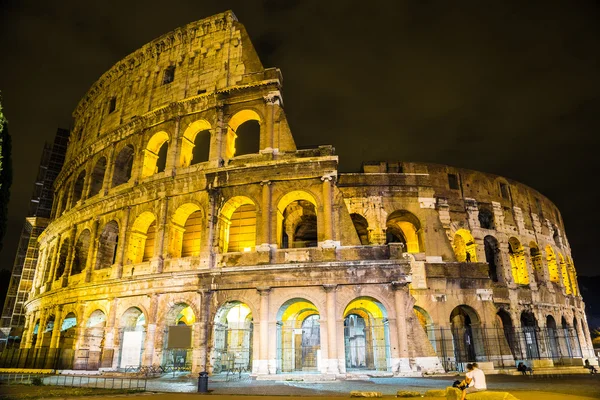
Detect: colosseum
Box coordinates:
(16, 11, 595, 377)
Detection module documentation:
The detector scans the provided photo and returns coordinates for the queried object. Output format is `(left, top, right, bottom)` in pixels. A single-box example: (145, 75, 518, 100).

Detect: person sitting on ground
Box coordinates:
(584, 359, 598, 374)
(459, 363, 487, 400)
(517, 362, 533, 375)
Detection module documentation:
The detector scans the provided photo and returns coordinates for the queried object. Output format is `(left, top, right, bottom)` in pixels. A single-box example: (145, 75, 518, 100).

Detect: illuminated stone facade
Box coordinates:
(20, 11, 595, 377)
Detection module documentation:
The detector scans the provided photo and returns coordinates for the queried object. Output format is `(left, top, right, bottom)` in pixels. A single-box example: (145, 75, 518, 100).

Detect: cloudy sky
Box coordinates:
(0, 0, 599, 276)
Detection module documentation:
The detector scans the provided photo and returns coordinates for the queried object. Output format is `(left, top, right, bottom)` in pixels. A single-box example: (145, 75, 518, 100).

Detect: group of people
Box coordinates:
(454, 363, 487, 400)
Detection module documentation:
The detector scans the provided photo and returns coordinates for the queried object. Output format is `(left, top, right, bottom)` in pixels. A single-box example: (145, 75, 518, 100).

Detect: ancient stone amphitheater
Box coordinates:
(19, 11, 595, 377)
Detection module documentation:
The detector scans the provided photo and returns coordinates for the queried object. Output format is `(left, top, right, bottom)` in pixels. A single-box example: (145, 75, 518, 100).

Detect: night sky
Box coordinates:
(0, 1, 599, 277)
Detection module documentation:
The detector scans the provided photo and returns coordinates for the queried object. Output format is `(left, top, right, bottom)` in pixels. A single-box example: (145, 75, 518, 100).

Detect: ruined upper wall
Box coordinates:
(71, 11, 263, 144)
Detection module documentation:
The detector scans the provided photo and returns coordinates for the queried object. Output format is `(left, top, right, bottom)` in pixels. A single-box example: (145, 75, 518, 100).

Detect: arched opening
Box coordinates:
(219, 197, 257, 253)
(413, 306, 437, 352)
(142, 131, 169, 178)
(112, 145, 135, 188)
(478, 208, 494, 230)
(55, 240, 70, 280)
(276, 299, 320, 373)
(163, 303, 195, 369)
(170, 204, 202, 258)
(72, 230, 91, 275)
(31, 320, 40, 348)
(78, 310, 106, 370)
(450, 305, 484, 363)
(89, 157, 107, 197)
(212, 302, 253, 373)
(560, 317, 574, 358)
(453, 229, 477, 262)
(566, 257, 578, 296)
(496, 309, 517, 358)
(483, 235, 500, 282)
(508, 238, 529, 285)
(225, 110, 261, 159)
(58, 189, 69, 216)
(546, 315, 560, 359)
(343, 297, 390, 371)
(546, 246, 559, 283)
(558, 253, 571, 295)
(42, 246, 54, 283)
(72, 171, 86, 204)
(96, 221, 119, 269)
(58, 312, 77, 369)
(553, 226, 561, 247)
(41, 316, 55, 348)
(119, 307, 146, 368)
(529, 242, 543, 283)
(180, 120, 212, 167)
(385, 210, 422, 253)
(127, 212, 156, 264)
(520, 311, 540, 359)
(276, 191, 318, 249)
(351, 214, 369, 245)
(572, 317, 583, 358)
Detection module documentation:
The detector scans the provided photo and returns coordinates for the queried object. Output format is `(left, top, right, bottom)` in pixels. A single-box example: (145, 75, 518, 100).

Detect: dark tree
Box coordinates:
(0, 98, 13, 253)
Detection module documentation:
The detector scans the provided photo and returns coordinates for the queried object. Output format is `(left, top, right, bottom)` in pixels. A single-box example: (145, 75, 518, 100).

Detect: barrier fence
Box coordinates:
(0, 373, 147, 390)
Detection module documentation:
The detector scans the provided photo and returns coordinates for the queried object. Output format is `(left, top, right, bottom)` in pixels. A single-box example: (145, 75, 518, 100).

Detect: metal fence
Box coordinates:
(0, 373, 147, 390)
(0, 347, 114, 370)
(426, 326, 584, 371)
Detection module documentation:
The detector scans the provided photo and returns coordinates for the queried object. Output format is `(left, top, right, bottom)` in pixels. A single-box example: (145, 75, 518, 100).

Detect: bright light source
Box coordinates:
(243, 247, 252, 252)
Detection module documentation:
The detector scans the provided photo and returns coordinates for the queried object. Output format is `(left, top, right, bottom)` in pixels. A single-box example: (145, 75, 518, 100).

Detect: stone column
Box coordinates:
(62, 226, 77, 286)
(74, 302, 88, 352)
(209, 105, 225, 163)
(154, 197, 170, 273)
(85, 219, 99, 282)
(103, 298, 118, 368)
(257, 180, 272, 251)
(197, 289, 212, 372)
(22, 312, 36, 349)
(114, 207, 131, 278)
(166, 117, 181, 175)
(102, 144, 116, 195)
(320, 176, 335, 248)
(143, 294, 160, 366)
(392, 282, 411, 372)
(46, 236, 61, 288)
(256, 287, 271, 374)
(49, 306, 64, 349)
(323, 284, 339, 374)
(262, 94, 279, 151)
(35, 311, 47, 349)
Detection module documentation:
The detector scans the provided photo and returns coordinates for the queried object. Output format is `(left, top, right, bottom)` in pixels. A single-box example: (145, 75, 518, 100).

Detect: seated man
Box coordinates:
(584, 359, 598, 374)
(517, 362, 533, 375)
(460, 363, 487, 400)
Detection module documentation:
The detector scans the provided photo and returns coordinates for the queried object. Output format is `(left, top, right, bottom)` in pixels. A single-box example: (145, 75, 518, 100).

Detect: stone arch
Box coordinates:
(212, 301, 254, 373)
(55, 239, 71, 280)
(89, 157, 107, 197)
(566, 256, 578, 296)
(59, 312, 78, 352)
(170, 203, 203, 258)
(478, 208, 494, 230)
(508, 237, 529, 285)
(520, 310, 540, 359)
(496, 308, 517, 357)
(58, 186, 69, 215)
(276, 298, 321, 373)
(42, 245, 55, 283)
(112, 144, 135, 187)
(72, 229, 91, 275)
(557, 253, 571, 294)
(546, 245, 559, 283)
(162, 302, 196, 368)
(483, 235, 501, 282)
(142, 131, 169, 178)
(277, 190, 318, 249)
(450, 305, 485, 363)
(529, 242, 544, 282)
(546, 315, 560, 359)
(127, 211, 157, 264)
(385, 210, 422, 253)
(180, 119, 212, 167)
(72, 170, 86, 204)
(41, 315, 55, 347)
(343, 296, 391, 371)
(80, 309, 106, 369)
(453, 229, 477, 262)
(225, 109, 262, 159)
(219, 196, 257, 253)
(118, 307, 146, 368)
(350, 213, 369, 245)
(96, 220, 119, 269)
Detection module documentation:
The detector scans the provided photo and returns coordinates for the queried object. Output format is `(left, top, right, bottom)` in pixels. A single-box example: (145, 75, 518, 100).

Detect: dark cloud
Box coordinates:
(0, 0, 599, 277)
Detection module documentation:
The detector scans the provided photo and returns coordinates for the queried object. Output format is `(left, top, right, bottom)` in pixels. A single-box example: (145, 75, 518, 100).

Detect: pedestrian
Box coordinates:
(584, 359, 597, 374)
(465, 252, 471, 262)
(460, 363, 487, 400)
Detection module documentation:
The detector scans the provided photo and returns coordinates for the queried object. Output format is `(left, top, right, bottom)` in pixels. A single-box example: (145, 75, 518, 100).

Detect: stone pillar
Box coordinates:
(154, 197, 170, 273)
(62, 226, 77, 286)
(46, 236, 61, 288)
(35, 311, 47, 349)
(257, 180, 273, 251)
(262, 94, 279, 151)
(323, 284, 339, 374)
(143, 294, 160, 366)
(102, 144, 116, 195)
(114, 207, 131, 278)
(74, 302, 88, 352)
(103, 298, 118, 369)
(49, 306, 64, 349)
(392, 282, 411, 372)
(85, 219, 99, 282)
(22, 312, 36, 349)
(320, 175, 336, 248)
(209, 105, 225, 164)
(197, 289, 212, 373)
(166, 117, 180, 175)
(257, 287, 271, 374)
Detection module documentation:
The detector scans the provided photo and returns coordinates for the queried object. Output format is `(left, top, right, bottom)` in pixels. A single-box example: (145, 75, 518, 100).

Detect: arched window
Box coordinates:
(219, 197, 257, 253)
(180, 120, 211, 167)
(453, 229, 477, 262)
(72, 230, 91, 275)
(546, 246, 559, 283)
(520, 311, 540, 359)
(478, 208, 494, 230)
(350, 214, 369, 245)
(483, 235, 500, 282)
(142, 132, 169, 178)
(127, 212, 157, 264)
(558, 253, 571, 295)
(96, 221, 119, 269)
(277, 191, 319, 249)
(89, 157, 107, 197)
(170, 203, 203, 258)
(508, 237, 529, 285)
(72, 170, 86, 204)
(529, 242, 543, 282)
(112, 145, 135, 187)
(385, 210, 422, 253)
(55, 240, 70, 280)
(225, 110, 261, 159)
